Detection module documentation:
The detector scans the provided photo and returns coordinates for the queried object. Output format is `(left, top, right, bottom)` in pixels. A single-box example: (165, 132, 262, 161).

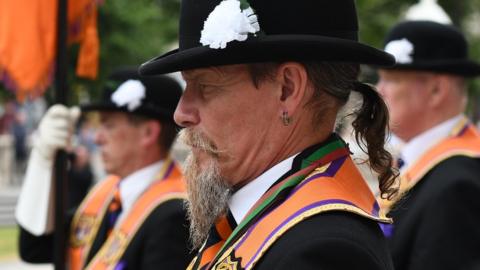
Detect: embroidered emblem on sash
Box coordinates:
(312, 163, 329, 174)
(70, 215, 97, 247)
(215, 256, 239, 270)
(99, 230, 128, 264)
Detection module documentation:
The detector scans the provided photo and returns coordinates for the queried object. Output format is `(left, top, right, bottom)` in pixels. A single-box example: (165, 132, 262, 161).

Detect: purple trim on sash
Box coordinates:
(372, 201, 380, 217)
(457, 124, 469, 137)
(234, 207, 275, 249)
(163, 161, 175, 179)
(240, 199, 355, 269)
(114, 260, 126, 270)
(291, 156, 346, 194)
(108, 211, 121, 226)
(379, 223, 394, 238)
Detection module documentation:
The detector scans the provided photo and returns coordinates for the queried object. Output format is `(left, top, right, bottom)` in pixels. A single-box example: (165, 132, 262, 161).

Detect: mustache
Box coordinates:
(178, 129, 225, 157)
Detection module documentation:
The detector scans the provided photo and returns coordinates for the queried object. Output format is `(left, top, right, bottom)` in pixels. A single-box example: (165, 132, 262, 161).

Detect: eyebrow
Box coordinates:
(182, 65, 249, 86)
(184, 67, 215, 77)
(182, 69, 223, 83)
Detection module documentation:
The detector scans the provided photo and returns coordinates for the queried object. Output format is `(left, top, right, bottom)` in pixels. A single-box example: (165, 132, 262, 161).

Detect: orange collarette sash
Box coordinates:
(69, 175, 120, 270)
(381, 118, 480, 213)
(192, 156, 390, 270)
(68, 159, 186, 270)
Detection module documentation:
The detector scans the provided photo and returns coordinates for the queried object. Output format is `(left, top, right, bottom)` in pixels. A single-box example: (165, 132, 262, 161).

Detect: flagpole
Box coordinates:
(54, 0, 68, 268)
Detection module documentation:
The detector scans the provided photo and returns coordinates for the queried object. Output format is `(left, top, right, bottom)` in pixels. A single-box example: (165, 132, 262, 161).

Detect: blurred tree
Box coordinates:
(357, 0, 480, 55)
(67, 0, 181, 104)
(358, 0, 415, 49)
(98, 0, 180, 75)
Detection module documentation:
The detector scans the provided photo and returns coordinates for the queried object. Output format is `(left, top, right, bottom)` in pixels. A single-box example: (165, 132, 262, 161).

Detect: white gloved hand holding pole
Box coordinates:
(16, 104, 81, 235)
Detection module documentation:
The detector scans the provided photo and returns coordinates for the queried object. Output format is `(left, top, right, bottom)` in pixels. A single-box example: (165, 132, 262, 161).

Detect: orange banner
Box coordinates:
(0, 0, 99, 101)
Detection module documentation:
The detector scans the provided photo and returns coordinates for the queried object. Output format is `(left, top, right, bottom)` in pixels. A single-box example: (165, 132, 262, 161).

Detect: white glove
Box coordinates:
(35, 104, 81, 160)
(16, 104, 80, 235)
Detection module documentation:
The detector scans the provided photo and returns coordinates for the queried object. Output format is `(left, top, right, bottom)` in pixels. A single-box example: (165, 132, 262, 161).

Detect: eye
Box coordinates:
(198, 83, 221, 100)
(102, 119, 114, 129)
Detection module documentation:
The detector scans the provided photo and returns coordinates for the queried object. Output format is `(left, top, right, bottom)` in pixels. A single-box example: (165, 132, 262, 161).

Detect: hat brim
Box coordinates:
(80, 102, 175, 122)
(139, 35, 395, 75)
(381, 59, 480, 77)
(80, 102, 121, 113)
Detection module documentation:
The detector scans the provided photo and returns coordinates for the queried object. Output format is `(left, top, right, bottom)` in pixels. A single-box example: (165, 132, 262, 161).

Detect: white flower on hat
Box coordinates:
(200, 0, 260, 49)
(385, 38, 415, 64)
(111, 80, 146, 111)
(405, 0, 452, 25)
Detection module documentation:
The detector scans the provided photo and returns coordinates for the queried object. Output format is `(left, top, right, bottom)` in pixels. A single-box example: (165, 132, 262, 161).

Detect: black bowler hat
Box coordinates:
(139, 0, 395, 75)
(383, 20, 480, 77)
(81, 67, 183, 122)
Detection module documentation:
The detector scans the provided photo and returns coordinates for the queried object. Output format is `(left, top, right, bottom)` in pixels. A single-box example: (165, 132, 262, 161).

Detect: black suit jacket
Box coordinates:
(19, 199, 194, 270)
(254, 212, 394, 270)
(388, 156, 480, 270)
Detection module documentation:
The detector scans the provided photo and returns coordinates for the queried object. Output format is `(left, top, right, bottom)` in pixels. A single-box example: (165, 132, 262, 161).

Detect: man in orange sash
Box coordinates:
(15, 68, 193, 269)
(139, 1, 398, 269)
(377, 21, 480, 269)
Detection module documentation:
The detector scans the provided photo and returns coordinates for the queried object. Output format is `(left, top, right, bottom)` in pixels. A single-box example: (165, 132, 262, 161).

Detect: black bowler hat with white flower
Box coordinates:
(383, 20, 480, 77)
(81, 67, 183, 122)
(139, 0, 395, 75)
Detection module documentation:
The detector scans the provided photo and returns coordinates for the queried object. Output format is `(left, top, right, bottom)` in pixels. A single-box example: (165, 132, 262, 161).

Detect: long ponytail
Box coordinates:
(351, 82, 398, 199)
(301, 62, 398, 199)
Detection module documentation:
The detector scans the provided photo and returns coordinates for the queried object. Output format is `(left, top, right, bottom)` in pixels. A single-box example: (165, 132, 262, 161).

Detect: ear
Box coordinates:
(140, 120, 161, 148)
(428, 75, 450, 109)
(274, 62, 309, 116)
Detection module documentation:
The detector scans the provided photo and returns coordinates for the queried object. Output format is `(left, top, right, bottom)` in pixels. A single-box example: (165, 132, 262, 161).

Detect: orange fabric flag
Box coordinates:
(68, 0, 99, 80)
(0, 0, 99, 101)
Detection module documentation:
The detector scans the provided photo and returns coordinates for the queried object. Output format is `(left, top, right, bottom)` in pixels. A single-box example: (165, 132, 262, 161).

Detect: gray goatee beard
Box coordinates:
(180, 129, 232, 249)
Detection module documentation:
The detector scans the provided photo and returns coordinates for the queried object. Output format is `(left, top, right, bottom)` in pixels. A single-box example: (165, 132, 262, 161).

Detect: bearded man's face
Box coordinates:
(180, 129, 232, 249)
(174, 64, 284, 248)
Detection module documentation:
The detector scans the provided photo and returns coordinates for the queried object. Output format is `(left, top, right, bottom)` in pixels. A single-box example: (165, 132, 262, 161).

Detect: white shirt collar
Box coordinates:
(399, 114, 464, 173)
(386, 133, 406, 158)
(118, 160, 164, 219)
(228, 154, 297, 224)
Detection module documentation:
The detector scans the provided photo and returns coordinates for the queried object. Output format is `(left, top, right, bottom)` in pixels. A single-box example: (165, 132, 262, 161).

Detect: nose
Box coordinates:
(174, 87, 200, 128)
(94, 127, 105, 146)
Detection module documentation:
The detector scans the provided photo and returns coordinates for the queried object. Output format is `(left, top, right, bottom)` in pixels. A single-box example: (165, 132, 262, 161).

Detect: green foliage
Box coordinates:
(69, 0, 181, 104)
(98, 0, 180, 72)
(358, 0, 414, 48)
